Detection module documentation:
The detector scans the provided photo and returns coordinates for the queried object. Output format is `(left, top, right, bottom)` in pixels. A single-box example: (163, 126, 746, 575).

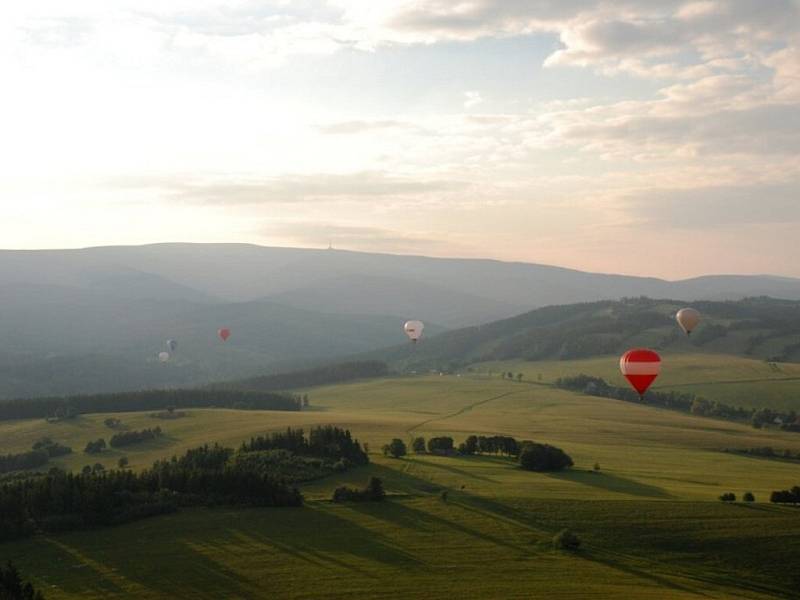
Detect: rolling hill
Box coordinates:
(3, 243, 800, 398)
(370, 297, 800, 371)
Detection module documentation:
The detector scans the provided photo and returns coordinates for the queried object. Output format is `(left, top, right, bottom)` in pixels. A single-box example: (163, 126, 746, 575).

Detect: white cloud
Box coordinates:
(463, 91, 484, 109)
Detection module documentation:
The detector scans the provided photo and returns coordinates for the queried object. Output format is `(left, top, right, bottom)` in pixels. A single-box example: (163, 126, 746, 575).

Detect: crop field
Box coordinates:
(2, 369, 800, 598)
(477, 354, 800, 411)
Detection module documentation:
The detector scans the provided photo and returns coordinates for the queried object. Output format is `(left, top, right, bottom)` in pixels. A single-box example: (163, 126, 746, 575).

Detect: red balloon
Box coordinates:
(619, 348, 661, 396)
(218, 328, 231, 342)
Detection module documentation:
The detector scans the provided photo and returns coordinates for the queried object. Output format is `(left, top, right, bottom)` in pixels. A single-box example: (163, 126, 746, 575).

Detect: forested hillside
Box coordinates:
(372, 297, 800, 371)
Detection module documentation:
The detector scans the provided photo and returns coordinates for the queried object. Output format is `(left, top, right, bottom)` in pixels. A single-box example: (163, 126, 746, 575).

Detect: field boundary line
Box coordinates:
(405, 390, 522, 435)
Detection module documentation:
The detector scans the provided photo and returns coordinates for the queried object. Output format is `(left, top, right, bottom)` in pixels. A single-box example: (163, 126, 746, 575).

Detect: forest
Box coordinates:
(0, 388, 299, 422)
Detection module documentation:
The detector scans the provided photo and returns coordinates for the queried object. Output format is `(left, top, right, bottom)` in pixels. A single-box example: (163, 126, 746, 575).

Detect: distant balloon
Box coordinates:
(676, 308, 700, 336)
(404, 320, 424, 343)
(158, 351, 170, 363)
(166, 339, 178, 353)
(619, 348, 661, 397)
(218, 328, 231, 342)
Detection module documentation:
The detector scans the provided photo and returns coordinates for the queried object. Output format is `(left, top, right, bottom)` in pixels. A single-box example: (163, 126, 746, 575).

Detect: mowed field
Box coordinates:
(478, 353, 800, 411)
(3, 370, 800, 598)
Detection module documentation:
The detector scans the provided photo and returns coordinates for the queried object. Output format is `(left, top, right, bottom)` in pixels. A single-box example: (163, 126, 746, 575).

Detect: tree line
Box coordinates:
(0, 437, 74, 474)
(390, 434, 573, 472)
(770, 486, 800, 504)
(555, 374, 800, 428)
(240, 426, 369, 466)
(0, 388, 299, 422)
(724, 447, 800, 461)
(109, 427, 163, 448)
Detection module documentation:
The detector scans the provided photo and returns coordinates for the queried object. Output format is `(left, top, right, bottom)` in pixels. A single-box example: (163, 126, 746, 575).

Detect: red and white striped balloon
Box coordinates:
(619, 349, 661, 396)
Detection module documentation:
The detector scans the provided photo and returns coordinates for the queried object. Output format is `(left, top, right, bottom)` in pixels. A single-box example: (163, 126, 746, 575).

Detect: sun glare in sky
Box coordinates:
(1, 1, 798, 278)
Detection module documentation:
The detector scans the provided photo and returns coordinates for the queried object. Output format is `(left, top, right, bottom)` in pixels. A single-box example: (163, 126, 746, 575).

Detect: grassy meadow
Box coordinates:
(477, 353, 800, 411)
(2, 362, 800, 598)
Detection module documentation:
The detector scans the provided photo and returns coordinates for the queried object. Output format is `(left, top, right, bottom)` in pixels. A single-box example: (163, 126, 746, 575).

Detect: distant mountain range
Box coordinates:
(2, 243, 800, 397)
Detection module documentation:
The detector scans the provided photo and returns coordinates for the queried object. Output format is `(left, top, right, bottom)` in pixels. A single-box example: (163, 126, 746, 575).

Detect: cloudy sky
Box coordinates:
(1, 1, 798, 279)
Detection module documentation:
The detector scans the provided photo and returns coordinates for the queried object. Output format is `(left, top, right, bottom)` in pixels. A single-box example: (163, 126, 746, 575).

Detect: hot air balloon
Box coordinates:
(404, 320, 424, 343)
(158, 351, 170, 363)
(619, 348, 661, 397)
(218, 328, 231, 342)
(676, 308, 700, 336)
(166, 339, 178, 353)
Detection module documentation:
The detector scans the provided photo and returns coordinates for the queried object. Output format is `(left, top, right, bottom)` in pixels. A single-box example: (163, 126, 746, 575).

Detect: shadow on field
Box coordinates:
(546, 471, 673, 499)
(578, 550, 702, 596)
(236, 504, 424, 571)
(41, 531, 259, 600)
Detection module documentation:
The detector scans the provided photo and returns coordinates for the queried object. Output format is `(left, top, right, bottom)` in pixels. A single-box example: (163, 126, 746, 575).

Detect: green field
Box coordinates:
(477, 354, 800, 411)
(3, 369, 800, 598)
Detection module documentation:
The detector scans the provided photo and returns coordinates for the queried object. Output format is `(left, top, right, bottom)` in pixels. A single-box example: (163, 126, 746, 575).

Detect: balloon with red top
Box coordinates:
(619, 348, 661, 397)
(218, 328, 231, 342)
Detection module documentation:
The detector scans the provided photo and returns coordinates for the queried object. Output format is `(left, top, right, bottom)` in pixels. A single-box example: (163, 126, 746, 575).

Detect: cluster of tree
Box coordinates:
(770, 486, 800, 504)
(240, 426, 368, 465)
(0, 389, 299, 422)
(234, 449, 349, 483)
(407, 434, 572, 472)
(751, 408, 800, 430)
(427, 437, 455, 454)
(109, 427, 163, 448)
(0, 443, 303, 542)
(0, 562, 45, 600)
(81, 463, 107, 475)
(0, 451, 49, 475)
(553, 529, 581, 551)
(213, 361, 389, 393)
(555, 374, 799, 427)
(104, 417, 122, 429)
(518, 443, 573, 472)
(502, 372, 524, 382)
(332, 477, 385, 503)
(720, 492, 755, 502)
(31, 437, 71, 458)
(458, 435, 519, 456)
(724, 447, 800, 461)
(84, 439, 106, 455)
(383, 439, 407, 458)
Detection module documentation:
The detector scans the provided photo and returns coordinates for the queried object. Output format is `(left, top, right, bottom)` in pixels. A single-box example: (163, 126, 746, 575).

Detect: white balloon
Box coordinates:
(676, 308, 701, 336)
(404, 320, 424, 343)
(158, 351, 171, 363)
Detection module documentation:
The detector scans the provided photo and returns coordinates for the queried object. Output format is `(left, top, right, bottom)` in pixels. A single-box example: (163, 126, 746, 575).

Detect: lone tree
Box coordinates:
(719, 492, 736, 502)
(118, 457, 129, 469)
(517, 373, 523, 382)
(383, 438, 407, 458)
(743, 491, 755, 502)
(412, 437, 426, 453)
(553, 529, 581, 551)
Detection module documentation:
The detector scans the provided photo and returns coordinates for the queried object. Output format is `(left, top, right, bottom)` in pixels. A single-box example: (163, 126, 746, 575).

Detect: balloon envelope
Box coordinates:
(404, 320, 424, 343)
(218, 328, 231, 342)
(619, 348, 661, 396)
(158, 352, 170, 363)
(676, 308, 700, 336)
(166, 339, 178, 352)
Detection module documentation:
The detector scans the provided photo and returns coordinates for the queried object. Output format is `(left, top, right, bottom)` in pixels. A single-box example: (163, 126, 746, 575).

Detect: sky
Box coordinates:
(1, 0, 798, 279)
